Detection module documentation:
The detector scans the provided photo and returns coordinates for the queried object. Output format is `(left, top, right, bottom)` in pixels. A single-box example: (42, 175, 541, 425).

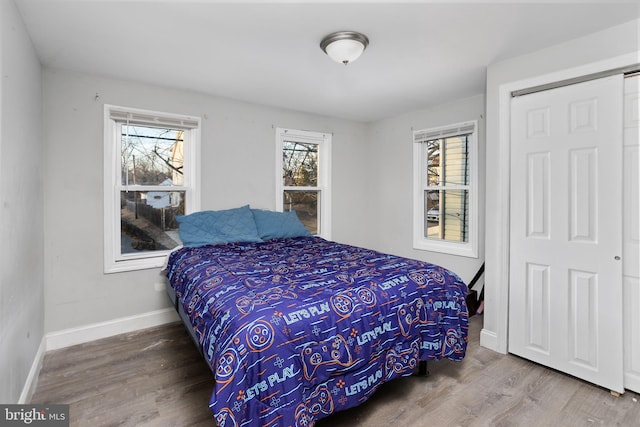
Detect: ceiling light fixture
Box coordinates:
(320, 31, 369, 65)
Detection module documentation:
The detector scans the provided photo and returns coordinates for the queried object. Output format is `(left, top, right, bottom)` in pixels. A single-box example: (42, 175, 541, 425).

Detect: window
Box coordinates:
(275, 128, 331, 238)
(413, 120, 478, 258)
(104, 105, 200, 273)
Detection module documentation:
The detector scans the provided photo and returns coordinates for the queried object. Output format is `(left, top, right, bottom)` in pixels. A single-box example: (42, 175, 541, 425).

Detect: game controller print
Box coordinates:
(294, 404, 312, 427)
(235, 286, 298, 315)
(214, 408, 238, 427)
(397, 297, 428, 336)
(215, 320, 275, 385)
(329, 286, 377, 318)
(187, 293, 201, 315)
(294, 383, 335, 427)
(408, 271, 426, 285)
(427, 268, 447, 285)
(384, 340, 419, 379)
(216, 347, 240, 383)
(301, 335, 354, 381)
(442, 328, 465, 358)
(202, 275, 223, 290)
(307, 384, 334, 417)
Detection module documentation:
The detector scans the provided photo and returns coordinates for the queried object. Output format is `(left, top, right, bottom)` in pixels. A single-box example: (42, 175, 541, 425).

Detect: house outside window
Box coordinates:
(104, 105, 200, 273)
(413, 120, 478, 258)
(275, 128, 331, 239)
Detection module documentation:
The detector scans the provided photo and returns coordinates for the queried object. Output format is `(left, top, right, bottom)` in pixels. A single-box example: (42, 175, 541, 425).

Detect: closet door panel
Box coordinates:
(509, 75, 624, 393)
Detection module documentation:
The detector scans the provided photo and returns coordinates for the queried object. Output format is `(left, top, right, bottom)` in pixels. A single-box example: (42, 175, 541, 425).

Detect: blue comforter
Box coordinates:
(166, 236, 468, 427)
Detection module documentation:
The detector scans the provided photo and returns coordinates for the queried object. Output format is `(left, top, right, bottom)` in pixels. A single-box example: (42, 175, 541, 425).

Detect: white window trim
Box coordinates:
(412, 120, 478, 258)
(275, 128, 332, 240)
(103, 105, 201, 273)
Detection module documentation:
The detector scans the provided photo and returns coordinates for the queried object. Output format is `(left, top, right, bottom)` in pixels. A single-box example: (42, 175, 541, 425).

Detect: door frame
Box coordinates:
(482, 51, 640, 354)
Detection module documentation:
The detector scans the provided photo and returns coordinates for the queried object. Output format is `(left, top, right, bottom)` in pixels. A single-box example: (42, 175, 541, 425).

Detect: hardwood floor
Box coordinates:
(31, 316, 640, 426)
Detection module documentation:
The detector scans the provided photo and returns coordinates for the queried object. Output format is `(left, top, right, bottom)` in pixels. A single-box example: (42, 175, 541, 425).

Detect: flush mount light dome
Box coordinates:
(320, 31, 369, 65)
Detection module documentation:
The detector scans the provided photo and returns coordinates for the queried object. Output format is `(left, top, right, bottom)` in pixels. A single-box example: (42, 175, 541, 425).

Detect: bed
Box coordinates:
(164, 206, 469, 427)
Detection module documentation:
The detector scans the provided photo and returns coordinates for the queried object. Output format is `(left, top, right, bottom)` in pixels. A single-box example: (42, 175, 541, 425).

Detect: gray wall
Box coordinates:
(363, 95, 486, 284)
(0, 0, 44, 403)
(42, 69, 368, 333)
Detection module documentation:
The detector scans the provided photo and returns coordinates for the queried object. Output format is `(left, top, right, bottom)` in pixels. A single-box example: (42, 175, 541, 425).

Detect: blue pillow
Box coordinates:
(176, 205, 262, 247)
(251, 209, 311, 240)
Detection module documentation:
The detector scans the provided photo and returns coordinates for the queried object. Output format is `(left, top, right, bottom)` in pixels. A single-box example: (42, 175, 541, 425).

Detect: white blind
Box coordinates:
(414, 121, 475, 144)
(109, 109, 199, 129)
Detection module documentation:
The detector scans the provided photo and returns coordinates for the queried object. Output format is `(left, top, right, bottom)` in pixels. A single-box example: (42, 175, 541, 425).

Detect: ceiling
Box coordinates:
(14, 0, 640, 122)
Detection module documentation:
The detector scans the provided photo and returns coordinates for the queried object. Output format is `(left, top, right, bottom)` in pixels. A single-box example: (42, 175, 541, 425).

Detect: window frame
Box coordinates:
(103, 105, 201, 273)
(412, 120, 478, 258)
(275, 127, 332, 239)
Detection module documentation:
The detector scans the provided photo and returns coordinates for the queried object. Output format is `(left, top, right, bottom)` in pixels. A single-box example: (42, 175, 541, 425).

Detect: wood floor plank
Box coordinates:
(31, 317, 640, 426)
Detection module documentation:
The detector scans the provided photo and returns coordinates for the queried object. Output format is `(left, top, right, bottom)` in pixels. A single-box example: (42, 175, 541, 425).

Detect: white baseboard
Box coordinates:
(18, 337, 46, 404)
(45, 308, 179, 351)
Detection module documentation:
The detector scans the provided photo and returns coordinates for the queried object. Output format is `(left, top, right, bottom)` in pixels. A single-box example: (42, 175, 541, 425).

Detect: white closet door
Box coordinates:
(509, 75, 624, 393)
(623, 74, 640, 393)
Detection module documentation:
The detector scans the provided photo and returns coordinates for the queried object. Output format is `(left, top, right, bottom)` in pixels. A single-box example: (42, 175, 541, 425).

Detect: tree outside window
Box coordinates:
(104, 105, 200, 273)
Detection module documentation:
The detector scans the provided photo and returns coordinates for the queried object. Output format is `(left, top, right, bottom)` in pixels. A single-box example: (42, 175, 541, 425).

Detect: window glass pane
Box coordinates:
(426, 140, 441, 186)
(283, 190, 318, 235)
(426, 136, 470, 187)
(424, 189, 440, 239)
(424, 189, 469, 243)
(282, 141, 318, 187)
(120, 190, 184, 254)
(121, 125, 184, 186)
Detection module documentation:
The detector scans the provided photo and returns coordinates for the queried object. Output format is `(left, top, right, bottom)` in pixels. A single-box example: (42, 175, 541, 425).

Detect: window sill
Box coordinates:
(413, 238, 478, 258)
(104, 252, 170, 274)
